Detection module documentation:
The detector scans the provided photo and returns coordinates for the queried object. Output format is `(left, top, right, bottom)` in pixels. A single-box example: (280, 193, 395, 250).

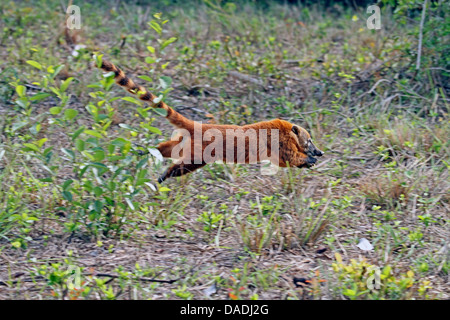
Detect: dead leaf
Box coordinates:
(357, 238, 374, 251)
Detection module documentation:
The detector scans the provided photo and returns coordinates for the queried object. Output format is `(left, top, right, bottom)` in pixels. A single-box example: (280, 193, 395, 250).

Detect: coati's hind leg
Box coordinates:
(158, 162, 206, 183)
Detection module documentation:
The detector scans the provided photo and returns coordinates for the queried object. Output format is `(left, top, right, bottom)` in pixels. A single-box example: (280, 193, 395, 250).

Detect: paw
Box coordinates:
(306, 156, 317, 167)
(157, 169, 169, 183)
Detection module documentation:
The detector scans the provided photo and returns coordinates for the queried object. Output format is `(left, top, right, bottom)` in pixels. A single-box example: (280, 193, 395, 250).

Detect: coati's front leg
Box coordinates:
(157, 140, 181, 158)
(299, 156, 317, 168)
(158, 161, 206, 183)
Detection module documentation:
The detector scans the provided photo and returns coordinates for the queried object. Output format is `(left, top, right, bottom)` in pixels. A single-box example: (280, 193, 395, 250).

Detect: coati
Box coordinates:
(97, 58, 324, 183)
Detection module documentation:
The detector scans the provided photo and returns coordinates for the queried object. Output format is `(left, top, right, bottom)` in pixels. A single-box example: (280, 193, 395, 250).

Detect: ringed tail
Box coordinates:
(97, 58, 192, 128)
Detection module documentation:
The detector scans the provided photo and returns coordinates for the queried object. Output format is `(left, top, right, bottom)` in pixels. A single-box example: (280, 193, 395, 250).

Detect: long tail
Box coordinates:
(97, 58, 193, 129)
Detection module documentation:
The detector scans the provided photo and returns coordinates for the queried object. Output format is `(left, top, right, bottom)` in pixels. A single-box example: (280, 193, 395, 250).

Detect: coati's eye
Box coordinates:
(292, 126, 299, 135)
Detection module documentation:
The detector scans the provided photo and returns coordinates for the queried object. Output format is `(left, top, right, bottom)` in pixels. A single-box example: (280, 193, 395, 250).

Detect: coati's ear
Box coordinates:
(291, 126, 299, 135)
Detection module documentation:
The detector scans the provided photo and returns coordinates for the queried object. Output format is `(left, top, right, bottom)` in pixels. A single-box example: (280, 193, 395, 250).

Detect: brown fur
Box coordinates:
(97, 59, 323, 182)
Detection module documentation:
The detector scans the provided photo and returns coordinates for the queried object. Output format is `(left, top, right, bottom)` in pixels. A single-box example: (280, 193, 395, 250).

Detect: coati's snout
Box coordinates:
(307, 140, 324, 158)
(304, 140, 324, 167)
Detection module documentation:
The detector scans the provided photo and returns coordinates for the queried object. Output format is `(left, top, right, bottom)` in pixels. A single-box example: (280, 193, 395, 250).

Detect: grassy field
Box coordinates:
(0, 0, 448, 300)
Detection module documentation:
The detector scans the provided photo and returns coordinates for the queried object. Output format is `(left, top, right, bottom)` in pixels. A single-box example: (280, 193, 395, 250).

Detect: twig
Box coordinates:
(357, 78, 391, 100)
(416, 0, 428, 71)
(59, 0, 68, 13)
(426, 67, 450, 73)
(93, 273, 178, 284)
(0, 276, 44, 286)
(175, 105, 209, 116)
(228, 71, 265, 87)
(0, 273, 178, 286)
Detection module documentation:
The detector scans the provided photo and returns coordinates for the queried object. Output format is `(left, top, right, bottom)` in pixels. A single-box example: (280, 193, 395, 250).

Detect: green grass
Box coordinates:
(0, 0, 448, 300)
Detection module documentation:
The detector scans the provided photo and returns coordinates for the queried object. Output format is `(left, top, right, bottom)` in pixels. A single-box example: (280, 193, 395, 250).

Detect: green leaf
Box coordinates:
(140, 123, 162, 135)
(136, 158, 148, 170)
(85, 103, 98, 116)
(148, 147, 163, 162)
(11, 121, 28, 132)
(137, 75, 153, 82)
(93, 186, 103, 197)
(49, 87, 61, 98)
(111, 138, 128, 147)
(62, 191, 73, 202)
(149, 20, 162, 35)
(122, 142, 131, 155)
(49, 107, 62, 115)
(62, 179, 73, 191)
(29, 123, 41, 135)
(125, 198, 135, 210)
(61, 148, 75, 160)
(30, 92, 51, 101)
(136, 178, 150, 187)
(64, 108, 79, 121)
(60, 77, 74, 92)
(36, 138, 47, 148)
(102, 71, 115, 78)
(75, 139, 85, 152)
(160, 37, 177, 50)
(145, 182, 157, 192)
(23, 143, 40, 152)
(160, 87, 173, 96)
(87, 83, 102, 89)
(71, 126, 85, 140)
(11, 241, 22, 249)
(108, 155, 124, 162)
(136, 107, 149, 118)
(79, 164, 90, 177)
(146, 46, 155, 53)
(84, 130, 103, 138)
(82, 151, 95, 161)
(121, 97, 143, 106)
(161, 62, 170, 70)
(16, 85, 26, 98)
(43, 146, 53, 156)
(382, 266, 391, 277)
(15, 97, 29, 109)
(94, 54, 103, 68)
(26, 60, 42, 70)
(159, 76, 172, 90)
(51, 65, 64, 79)
(107, 142, 115, 154)
(119, 124, 138, 132)
(137, 169, 148, 180)
(106, 181, 116, 192)
(152, 95, 163, 104)
(343, 289, 356, 297)
(93, 150, 105, 161)
(154, 108, 168, 117)
(145, 57, 157, 64)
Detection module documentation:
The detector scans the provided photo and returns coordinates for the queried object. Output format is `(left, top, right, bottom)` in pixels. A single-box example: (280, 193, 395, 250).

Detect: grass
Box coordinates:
(0, 0, 449, 300)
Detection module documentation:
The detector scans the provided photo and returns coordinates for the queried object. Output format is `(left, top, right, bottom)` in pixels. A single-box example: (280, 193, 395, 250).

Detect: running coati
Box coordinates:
(97, 58, 324, 182)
